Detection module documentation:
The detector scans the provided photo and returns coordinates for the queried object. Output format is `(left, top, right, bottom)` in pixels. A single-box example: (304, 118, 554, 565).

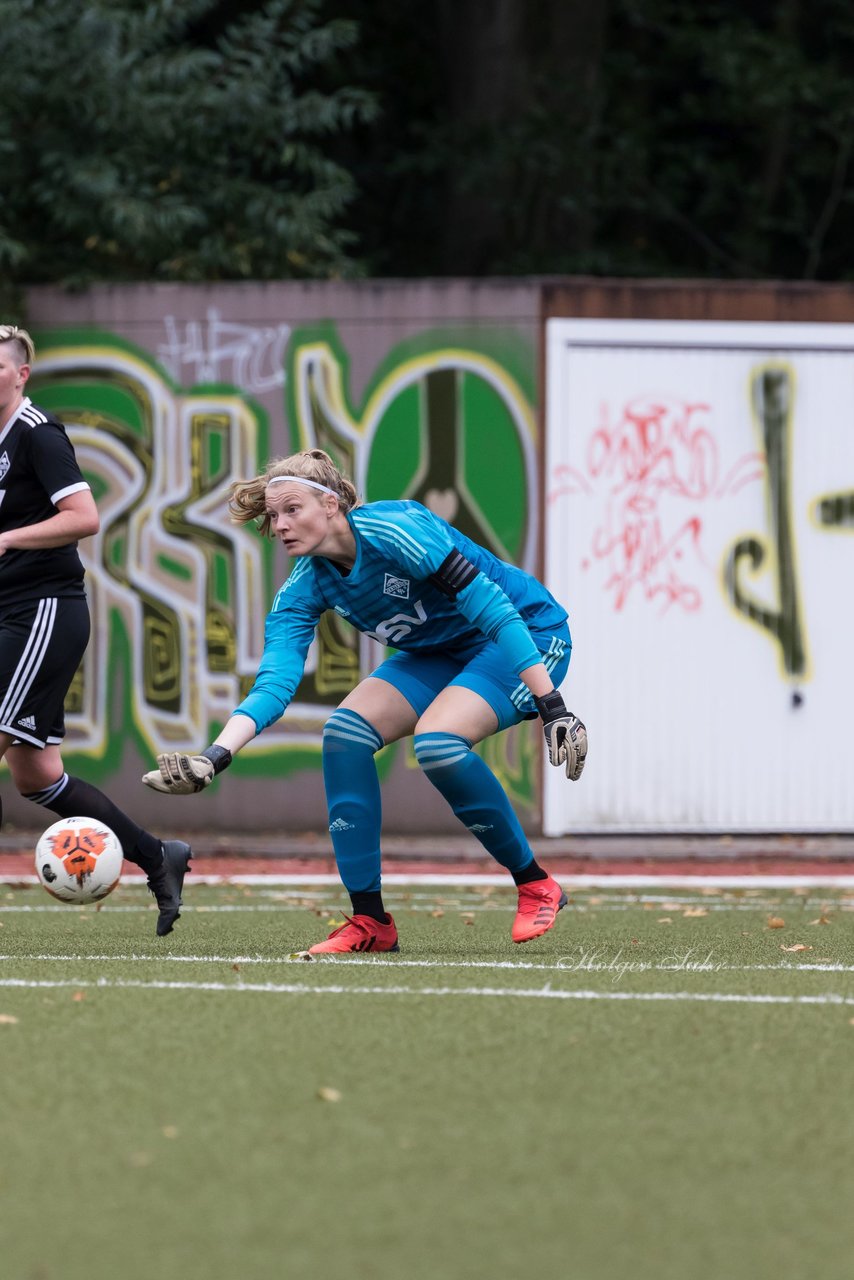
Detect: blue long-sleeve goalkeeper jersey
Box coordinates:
(234, 500, 568, 731)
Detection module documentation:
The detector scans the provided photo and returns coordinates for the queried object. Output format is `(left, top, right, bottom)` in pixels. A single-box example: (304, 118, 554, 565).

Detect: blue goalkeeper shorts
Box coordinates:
(370, 624, 572, 732)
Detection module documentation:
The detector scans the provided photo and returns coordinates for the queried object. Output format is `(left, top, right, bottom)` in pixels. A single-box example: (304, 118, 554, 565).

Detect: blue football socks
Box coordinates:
(413, 731, 534, 875)
(322, 708, 385, 895)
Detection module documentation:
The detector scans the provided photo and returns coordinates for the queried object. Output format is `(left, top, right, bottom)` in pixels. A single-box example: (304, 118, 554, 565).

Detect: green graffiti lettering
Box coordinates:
(29, 324, 537, 814)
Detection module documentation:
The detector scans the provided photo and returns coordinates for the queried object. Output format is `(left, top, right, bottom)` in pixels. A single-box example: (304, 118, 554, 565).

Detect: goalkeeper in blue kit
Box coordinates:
(143, 449, 587, 954)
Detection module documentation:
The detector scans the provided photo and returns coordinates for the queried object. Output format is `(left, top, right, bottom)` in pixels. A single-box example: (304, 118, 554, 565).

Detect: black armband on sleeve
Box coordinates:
(429, 550, 479, 600)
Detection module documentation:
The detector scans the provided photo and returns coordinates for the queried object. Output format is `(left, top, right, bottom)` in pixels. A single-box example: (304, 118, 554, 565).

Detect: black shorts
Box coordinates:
(0, 596, 90, 748)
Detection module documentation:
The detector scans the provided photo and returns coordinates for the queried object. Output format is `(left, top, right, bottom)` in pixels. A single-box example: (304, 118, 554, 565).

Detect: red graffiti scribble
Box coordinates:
(592, 500, 705, 612)
(548, 464, 593, 504)
(589, 395, 717, 498)
(549, 393, 764, 614)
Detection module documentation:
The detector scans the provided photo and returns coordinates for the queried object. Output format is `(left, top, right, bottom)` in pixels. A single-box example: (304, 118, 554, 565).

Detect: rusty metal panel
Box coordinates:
(541, 277, 854, 324)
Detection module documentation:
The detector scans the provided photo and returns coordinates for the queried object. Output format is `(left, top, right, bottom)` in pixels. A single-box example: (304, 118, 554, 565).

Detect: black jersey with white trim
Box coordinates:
(0, 398, 91, 606)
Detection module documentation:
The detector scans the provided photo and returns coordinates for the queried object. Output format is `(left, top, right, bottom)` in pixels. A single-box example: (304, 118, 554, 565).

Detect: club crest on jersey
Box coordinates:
(383, 573, 410, 599)
(0, 452, 9, 482)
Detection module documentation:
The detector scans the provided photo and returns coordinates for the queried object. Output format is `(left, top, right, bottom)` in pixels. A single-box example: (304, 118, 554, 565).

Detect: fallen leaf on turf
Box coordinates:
(781, 943, 812, 952)
(464, 919, 475, 926)
(683, 907, 708, 918)
(767, 917, 786, 929)
(431, 910, 444, 919)
(72, 992, 86, 1001)
(317, 1087, 341, 1103)
(0, 1014, 18, 1024)
(657, 917, 673, 924)
(808, 917, 832, 926)
(231, 964, 241, 972)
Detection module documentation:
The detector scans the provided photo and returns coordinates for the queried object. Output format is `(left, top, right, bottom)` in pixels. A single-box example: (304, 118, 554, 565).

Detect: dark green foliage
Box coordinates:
(589, 0, 854, 280)
(338, 0, 854, 281)
(4, 0, 854, 284)
(0, 0, 376, 283)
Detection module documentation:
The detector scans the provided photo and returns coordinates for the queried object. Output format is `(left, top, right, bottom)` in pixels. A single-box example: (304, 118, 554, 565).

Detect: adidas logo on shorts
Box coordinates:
(17, 715, 37, 731)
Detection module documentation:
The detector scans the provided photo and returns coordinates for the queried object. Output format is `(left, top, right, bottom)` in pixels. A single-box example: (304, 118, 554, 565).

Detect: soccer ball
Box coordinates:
(35, 816, 123, 905)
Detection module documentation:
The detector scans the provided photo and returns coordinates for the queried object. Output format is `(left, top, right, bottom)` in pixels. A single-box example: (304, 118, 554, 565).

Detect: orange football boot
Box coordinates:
(308, 913, 399, 955)
(511, 877, 567, 943)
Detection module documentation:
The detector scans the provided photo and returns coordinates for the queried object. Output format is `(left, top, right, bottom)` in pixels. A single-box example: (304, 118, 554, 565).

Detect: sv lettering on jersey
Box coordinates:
(365, 600, 428, 645)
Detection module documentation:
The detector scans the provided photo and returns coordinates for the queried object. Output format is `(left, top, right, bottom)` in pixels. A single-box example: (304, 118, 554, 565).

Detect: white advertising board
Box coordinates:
(544, 319, 854, 833)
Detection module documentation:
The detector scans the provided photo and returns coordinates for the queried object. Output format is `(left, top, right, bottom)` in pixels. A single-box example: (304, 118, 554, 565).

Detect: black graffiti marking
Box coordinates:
(816, 491, 854, 527)
(724, 367, 806, 678)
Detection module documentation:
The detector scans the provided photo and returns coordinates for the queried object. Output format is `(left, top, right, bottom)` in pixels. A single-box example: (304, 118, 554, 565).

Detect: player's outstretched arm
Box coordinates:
(142, 715, 257, 795)
(533, 689, 588, 782)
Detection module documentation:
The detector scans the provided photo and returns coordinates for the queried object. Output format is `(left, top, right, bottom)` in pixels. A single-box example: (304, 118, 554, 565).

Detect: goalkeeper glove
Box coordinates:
(534, 691, 588, 781)
(142, 744, 233, 795)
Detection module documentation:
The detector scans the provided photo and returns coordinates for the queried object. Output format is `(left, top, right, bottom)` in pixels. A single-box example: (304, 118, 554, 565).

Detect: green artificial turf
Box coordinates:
(1, 882, 853, 1280)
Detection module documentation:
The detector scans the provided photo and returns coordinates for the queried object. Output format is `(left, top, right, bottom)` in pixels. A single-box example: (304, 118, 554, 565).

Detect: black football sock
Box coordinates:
(24, 773, 164, 875)
(512, 859, 550, 887)
(349, 890, 390, 923)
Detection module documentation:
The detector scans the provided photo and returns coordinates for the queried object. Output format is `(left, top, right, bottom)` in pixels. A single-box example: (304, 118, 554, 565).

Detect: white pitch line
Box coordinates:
(4, 873, 854, 889)
(2, 952, 854, 975)
(0, 975, 852, 1005)
(0, 904, 300, 914)
(1, 900, 852, 916)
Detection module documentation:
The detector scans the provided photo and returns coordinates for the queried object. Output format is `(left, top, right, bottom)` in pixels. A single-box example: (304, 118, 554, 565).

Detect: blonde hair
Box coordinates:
(0, 325, 35, 366)
(228, 448, 359, 536)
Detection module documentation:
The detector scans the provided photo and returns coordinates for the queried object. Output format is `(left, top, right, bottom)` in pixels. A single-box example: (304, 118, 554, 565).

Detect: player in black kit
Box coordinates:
(0, 325, 190, 935)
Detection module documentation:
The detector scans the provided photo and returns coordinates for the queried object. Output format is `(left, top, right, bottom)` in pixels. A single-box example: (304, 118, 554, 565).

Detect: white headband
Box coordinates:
(266, 475, 338, 497)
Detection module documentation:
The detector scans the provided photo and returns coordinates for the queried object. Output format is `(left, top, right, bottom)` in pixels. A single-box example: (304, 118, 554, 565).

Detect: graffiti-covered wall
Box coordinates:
(7, 281, 541, 834)
(13, 278, 854, 837)
(545, 317, 854, 833)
